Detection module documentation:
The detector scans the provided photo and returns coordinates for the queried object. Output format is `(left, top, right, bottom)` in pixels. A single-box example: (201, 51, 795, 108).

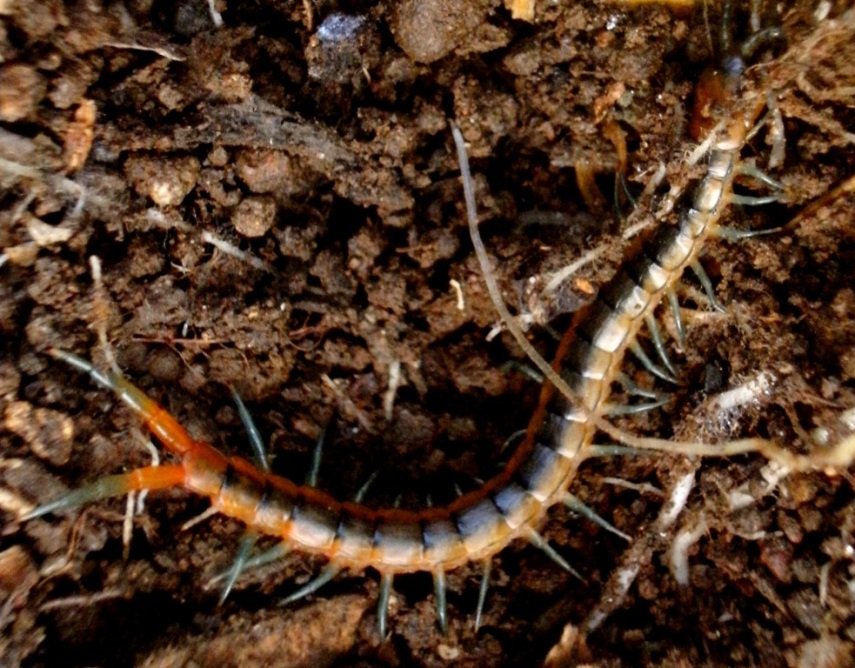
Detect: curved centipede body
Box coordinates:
(12, 6, 853, 662)
(21, 71, 760, 616)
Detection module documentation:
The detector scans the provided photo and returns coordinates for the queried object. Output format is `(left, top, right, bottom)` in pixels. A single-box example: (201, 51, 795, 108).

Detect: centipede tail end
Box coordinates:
(20, 465, 186, 521)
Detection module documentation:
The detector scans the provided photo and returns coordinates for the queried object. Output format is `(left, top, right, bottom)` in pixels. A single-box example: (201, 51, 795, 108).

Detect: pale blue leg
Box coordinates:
(474, 559, 492, 632)
(218, 532, 258, 604)
(433, 570, 448, 634)
(603, 397, 669, 417)
(563, 493, 631, 542)
(666, 288, 686, 347)
(524, 527, 583, 581)
(690, 260, 725, 312)
(377, 572, 394, 637)
(220, 389, 271, 602)
(232, 389, 269, 472)
(629, 341, 677, 384)
(279, 563, 341, 606)
(644, 313, 677, 377)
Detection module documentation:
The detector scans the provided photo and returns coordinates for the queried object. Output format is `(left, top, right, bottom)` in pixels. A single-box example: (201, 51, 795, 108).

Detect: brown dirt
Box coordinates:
(1, 1, 853, 667)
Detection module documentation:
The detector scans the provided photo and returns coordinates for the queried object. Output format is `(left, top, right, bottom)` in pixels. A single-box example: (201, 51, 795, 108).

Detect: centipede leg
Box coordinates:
(629, 341, 678, 385)
(602, 398, 670, 417)
(305, 424, 327, 487)
(500, 429, 527, 456)
(21, 465, 186, 520)
(501, 360, 543, 384)
(433, 570, 448, 634)
(377, 572, 394, 637)
(644, 313, 678, 377)
(523, 526, 583, 581)
(714, 225, 783, 240)
(731, 193, 780, 206)
(218, 389, 270, 603)
(690, 260, 726, 312)
(232, 389, 269, 473)
(474, 558, 492, 631)
(279, 562, 342, 606)
(209, 542, 292, 587)
(737, 163, 784, 191)
(739, 26, 785, 60)
(218, 531, 259, 604)
(354, 470, 378, 502)
(665, 288, 686, 348)
(615, 373, 670, 402)
(563, 493, 631, 542)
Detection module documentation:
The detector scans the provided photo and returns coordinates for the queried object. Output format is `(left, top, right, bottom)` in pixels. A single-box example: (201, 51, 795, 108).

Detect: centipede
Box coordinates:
(9, 3, 855, 664)
(21, 28, 771, 623)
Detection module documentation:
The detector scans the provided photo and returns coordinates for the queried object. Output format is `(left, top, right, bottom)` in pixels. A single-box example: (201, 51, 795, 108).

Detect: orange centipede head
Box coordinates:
(689, 56, 744, 141)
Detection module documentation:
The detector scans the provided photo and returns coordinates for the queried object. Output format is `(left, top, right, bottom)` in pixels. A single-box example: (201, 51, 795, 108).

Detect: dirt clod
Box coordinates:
(4, 401, 74, 466)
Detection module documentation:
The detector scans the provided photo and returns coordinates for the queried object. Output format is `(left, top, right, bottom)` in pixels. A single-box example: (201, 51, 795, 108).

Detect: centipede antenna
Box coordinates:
(644, 313, 677, 377)
(279, 563, 341, 606)
(474, 558, 492, 631)
(433, 570, 448, 634)
(615, 373, 670, 401)
(665, 288, 686, 348)
(305, 424, 327, 487)
(209, 542, 291, 585)
(523, 526, 583, 581)
(730, 193, 780, 207)
(737, 163, 784, 190)
(603, 398, 670, 417)
(690, 260, 726, 312)
(378, 572, 394, 637)
(588, 444, 649, 458)
(563, 494, 631, 542)
(353, 470, 379, 503)
(232, 390, 269, 472)
(629, 341, 678, 385)
(714, 225, 783, 241)
(218, 531, 258, 604)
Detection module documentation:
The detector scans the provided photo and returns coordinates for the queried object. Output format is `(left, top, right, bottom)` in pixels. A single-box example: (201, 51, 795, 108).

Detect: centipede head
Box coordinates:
(689, 57, 745, 141)
(690, 1, 786, 141)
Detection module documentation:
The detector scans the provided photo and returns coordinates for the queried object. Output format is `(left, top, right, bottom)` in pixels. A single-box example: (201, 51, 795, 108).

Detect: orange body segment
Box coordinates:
(126, 464, 186, 492)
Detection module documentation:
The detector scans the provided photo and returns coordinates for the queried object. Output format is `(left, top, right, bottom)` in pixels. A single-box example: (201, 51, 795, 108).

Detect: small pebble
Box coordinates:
(232, 195, 277, 238)
(125, 154, 201, 207)
(0, 63, 46, 122)
(0, 546, 38, 598)
(392, 0, 486, 63)
(4, 401, 74, 466)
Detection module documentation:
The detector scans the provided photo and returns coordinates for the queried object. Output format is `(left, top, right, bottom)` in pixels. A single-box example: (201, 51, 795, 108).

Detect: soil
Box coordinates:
(1, 1, 853, 667)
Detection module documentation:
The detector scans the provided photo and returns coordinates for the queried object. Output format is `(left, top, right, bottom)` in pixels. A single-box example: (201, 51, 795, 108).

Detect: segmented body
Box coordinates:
(26, 69, 762, 602)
